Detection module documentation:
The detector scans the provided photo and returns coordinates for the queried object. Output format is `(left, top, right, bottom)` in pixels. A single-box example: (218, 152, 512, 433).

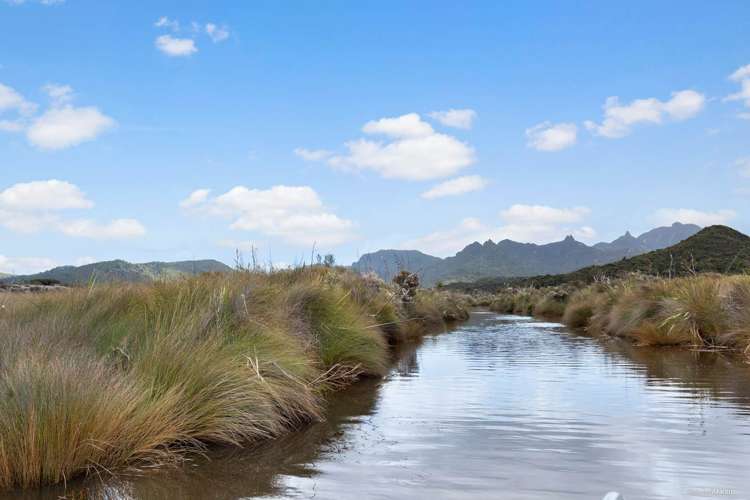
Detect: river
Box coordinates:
(9, 312, 750, 499)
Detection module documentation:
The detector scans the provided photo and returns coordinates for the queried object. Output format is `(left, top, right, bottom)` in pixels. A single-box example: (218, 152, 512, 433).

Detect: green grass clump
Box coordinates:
(0, 267, 467, 490)
(532, 293, 567, 320)
(491, 274, 750, 354)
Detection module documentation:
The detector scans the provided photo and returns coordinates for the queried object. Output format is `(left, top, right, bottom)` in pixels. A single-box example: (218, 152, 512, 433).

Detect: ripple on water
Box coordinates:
(12, 312, 750, 500)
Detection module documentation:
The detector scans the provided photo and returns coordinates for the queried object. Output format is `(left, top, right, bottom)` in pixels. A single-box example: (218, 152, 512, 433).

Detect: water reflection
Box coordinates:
(8, 313, 750, 500)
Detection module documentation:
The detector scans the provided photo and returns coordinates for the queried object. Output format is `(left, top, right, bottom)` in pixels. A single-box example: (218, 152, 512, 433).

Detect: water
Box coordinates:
(10, 312, 750, 499)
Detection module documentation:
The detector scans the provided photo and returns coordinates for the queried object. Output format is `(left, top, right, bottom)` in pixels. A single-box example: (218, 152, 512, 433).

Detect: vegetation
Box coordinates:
(451, 226, 750, 291)
(2, 259, 232, 285)
(354, 222, 700, 286)
(0, 266, 468, 491)
(488, 274, 750, 353)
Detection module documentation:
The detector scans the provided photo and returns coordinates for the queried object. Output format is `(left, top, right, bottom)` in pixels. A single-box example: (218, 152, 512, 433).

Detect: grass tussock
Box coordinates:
(0, 267, 466, 490)
(487, 274, 750, 353)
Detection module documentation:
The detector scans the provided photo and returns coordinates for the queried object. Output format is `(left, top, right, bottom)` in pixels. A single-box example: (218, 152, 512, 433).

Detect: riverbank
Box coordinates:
(0, 267, 469, 491)
(488, 274, 750, 354)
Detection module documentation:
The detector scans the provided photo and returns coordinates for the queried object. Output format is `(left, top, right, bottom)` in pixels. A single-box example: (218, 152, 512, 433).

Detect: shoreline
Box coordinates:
(0, 268, 470, 491)
(484, 274, 750, 357)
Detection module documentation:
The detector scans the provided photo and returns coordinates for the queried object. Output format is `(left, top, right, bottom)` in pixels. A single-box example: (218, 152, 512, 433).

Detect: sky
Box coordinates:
(1, 1, 749, 274)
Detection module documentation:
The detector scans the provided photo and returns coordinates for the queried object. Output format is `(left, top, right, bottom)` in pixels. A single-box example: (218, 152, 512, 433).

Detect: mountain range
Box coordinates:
(2, 259, 232, 285)
(352, 222, 701, 286)
(447, 225, 750, 291)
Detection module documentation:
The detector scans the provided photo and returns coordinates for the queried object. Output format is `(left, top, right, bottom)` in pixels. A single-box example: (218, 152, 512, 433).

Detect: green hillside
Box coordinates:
(449, 225, 750, 291)
(2, 259, 232, 285)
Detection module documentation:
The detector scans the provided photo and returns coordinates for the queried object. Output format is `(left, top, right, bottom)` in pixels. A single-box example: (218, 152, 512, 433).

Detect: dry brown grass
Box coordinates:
(0, 267, 466, 490)
(491, 274, 750, 353)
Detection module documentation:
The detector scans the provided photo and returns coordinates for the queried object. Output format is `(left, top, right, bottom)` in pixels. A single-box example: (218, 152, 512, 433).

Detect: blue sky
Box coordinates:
(1, 1, 749, 273)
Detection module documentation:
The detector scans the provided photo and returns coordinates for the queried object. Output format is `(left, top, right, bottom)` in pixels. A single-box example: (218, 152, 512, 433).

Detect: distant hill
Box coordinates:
(351, 250, 442, 280)
(448, 225, 750, 291)
(0, 272, 12, 279)
(2, 259, 232, 285)
(352, 222, 701, 286)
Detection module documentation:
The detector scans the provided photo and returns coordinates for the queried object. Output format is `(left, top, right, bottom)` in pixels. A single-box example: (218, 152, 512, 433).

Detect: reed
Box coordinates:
(487, 274, 750, 354)
(0, 267, 465, 490)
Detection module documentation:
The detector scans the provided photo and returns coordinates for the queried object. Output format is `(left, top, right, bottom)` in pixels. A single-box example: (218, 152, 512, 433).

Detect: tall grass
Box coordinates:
(0, 267, 466, 490)
(488, 274, 750, 353)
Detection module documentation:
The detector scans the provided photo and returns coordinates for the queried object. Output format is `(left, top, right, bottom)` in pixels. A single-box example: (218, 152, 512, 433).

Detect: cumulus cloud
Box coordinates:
(651, 208, 736, 227)
(0, 83, 36, 116)
(294, 148, 333, 161)
(0, 82, 114, 150)
(180, 188, 211, 208)
(525, 122, 577, 151)
(205, 23, 230, 42)
(421, 175, 488, 199)
(0, 179, 93, 210)
(725, 63, 750, 112)
(403, 204, 595, 256)
(309, 113, 475, 181)
(155, 35, 197, 57)
(0, 180, 145, 239)
(27, 106, 115, 150)
(0, 255, 57, 275)
(0, 82, 37, 132)
(362, 113, 435, 138)
(730, 64, 750, 82)
(181, 185, 356, 246)
(428, 109, 477, 129)
(585, 90, 705, 138)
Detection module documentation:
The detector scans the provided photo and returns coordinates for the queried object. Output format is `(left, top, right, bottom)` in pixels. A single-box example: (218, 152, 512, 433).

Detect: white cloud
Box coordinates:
(0, 82, 114, 150)
(730, 64, 750, 82)
(736, 157, 750, 178)
(320, 113, 475, 181)
(403, 204, 595, 256)
(362, 113, 434, 138)
(0, 180, 145, 239)
(585, 90, 705, 138)
(428, 109, 477, 129)
(294, 148, 333, 161)
(0, 179, 93, 211)
(205, 23, 230, 42)
(0, 255, 57, 275)
(180, 188, 211, 208)
(26, 106, 115, 150)
(59, 218, 146, 239)
(43, 83, 73, 106)
(155, 35, 197, 57)
(651, 208, 736, 227)
(182, 185, 356, 246)
(525, 122, 577, 151)
(155, 16, 180, 31)
(421, 175, 488, 199)
(725, 64, 750, 111)
(0, 82, 36, 116)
